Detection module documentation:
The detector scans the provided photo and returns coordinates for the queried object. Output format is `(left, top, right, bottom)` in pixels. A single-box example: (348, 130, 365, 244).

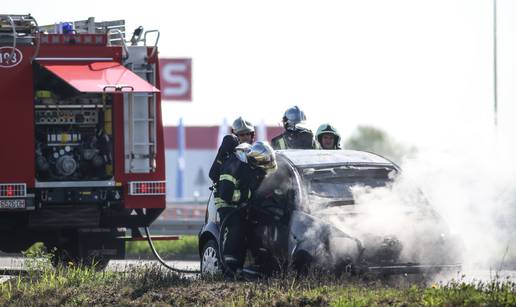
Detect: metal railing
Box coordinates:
(0, 14, 40, 61)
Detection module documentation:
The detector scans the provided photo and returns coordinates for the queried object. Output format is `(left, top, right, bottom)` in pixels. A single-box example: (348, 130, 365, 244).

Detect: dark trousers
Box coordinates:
(218, 207, 248, 271)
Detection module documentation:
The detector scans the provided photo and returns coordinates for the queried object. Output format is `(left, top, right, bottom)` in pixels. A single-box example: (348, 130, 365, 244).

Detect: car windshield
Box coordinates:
(303, 166, 396, 206)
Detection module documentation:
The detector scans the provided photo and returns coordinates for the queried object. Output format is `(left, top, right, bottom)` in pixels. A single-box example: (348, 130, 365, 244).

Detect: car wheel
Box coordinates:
(201, 239, 222, 276)
(292, 250, 312, 275)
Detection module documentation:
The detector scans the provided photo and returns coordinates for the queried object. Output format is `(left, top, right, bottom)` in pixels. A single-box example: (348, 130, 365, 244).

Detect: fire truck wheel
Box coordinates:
(201, 240, 222, 276)
(291, 250, 313, 276)
(49, 244, 111, 270)
(48, 243, 79, 268)
(49, 249, 109, 270)
(47, 230, 124, 271)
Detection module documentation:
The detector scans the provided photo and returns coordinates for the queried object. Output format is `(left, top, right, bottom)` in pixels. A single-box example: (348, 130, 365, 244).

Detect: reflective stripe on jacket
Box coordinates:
(214, 155, 254, 209)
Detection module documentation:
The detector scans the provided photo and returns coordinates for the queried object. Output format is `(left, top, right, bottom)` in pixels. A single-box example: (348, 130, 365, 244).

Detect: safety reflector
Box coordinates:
(129, 181, 166, 196)
(0, 183, 26, 198)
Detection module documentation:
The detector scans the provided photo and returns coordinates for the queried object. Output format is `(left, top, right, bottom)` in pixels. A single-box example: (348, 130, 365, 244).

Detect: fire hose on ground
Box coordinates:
(137, 198, 206, 274)
(142, 190, 244, 277)
(144, 226, 201, 274)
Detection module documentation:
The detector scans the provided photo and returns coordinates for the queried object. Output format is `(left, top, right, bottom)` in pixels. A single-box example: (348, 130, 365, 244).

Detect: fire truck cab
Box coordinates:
(0, 14, 166, 267)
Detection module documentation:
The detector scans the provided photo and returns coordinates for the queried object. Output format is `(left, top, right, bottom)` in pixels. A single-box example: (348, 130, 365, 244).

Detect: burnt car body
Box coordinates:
(198, 150, 461, 276)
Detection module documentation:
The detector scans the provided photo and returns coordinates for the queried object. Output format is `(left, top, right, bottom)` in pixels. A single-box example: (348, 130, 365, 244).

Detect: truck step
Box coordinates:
(117, 235, 181, 242)
(28, 205, 100, 228)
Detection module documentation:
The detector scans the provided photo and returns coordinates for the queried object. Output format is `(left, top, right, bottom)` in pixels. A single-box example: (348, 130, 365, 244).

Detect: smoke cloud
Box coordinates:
(303, 134, 516, 278)
(399, 137, 516, 271)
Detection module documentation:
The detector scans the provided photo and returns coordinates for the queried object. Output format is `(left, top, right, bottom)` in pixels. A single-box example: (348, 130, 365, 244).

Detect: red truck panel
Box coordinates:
(0, 46, 35, 186)
(36, 45, 121, 60)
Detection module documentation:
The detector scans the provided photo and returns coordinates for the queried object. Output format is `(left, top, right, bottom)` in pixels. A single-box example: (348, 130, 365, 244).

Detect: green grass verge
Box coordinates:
(1, 266, 515, 306)
(22, 236, 200, 259)
(126, 235, 198, 258)
(11, 242, 515, 306)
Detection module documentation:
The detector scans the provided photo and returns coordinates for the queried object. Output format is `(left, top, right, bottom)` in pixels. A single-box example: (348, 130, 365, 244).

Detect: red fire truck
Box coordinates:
(0, 14, 167, 267)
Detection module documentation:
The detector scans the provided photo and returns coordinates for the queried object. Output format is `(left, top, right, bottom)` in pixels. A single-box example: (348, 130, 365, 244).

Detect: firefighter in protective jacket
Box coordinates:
(209, 117, 255, 183)
(214, 141, 277, 273)
(271, 106, 319, 150)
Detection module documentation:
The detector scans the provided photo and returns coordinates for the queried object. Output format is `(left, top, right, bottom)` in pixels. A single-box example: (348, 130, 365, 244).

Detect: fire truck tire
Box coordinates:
(47, 229, 125, 270)
(48, 240, 80, 268)
(291, 250, 313, 276)
(49, 244, 112, 271)
(50, 249, 109, 270)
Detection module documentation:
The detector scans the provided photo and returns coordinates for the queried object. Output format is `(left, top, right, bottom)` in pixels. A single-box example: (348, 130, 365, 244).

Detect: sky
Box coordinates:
(6, 0, 516, 148)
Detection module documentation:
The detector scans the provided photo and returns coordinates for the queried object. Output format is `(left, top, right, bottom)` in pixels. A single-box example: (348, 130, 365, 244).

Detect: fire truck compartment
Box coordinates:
(33, 63, 117, 182)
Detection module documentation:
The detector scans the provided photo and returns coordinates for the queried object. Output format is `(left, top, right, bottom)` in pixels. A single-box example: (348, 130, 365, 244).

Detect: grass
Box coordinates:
(6, 243, 514, 306)
(2, 247, 516, 307)
(2, 270, 515, 306)
(0, 244, 120, 305)
(126, 235, 198, 258)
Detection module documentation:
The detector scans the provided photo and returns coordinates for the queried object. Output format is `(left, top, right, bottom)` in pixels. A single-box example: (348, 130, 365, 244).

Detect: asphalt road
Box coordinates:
(0, 256, 200, 273)
(108, 259, 200, 272)
(434, 268, 516, 284)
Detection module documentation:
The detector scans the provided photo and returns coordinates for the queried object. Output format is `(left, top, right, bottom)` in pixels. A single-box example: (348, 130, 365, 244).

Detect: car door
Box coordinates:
(249, 158, 295, 268)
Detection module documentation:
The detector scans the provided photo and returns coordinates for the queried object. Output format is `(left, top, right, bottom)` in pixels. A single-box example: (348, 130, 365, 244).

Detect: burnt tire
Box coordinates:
(200, 239, 222, 276)
(292, 250, 312, 276)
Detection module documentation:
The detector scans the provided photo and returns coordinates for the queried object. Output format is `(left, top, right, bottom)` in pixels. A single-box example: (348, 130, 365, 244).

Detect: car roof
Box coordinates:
(276, 149, 396, 169)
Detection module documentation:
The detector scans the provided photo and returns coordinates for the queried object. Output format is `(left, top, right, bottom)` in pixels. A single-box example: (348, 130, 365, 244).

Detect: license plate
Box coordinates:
(0, 199, 26, 209)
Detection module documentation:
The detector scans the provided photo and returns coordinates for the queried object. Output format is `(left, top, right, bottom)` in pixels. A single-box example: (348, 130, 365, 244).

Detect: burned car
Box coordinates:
(198, 150, 461, 276)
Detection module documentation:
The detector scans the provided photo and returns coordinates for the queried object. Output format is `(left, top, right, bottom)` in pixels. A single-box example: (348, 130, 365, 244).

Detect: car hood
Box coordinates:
(291, 203, 453, 265)
(310, 203, 443, 236)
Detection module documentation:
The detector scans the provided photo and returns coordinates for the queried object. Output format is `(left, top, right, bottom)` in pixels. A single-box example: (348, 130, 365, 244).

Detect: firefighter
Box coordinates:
(215, 141, 277, 274)
(316, 123, 342, 150)
(271, 106, 319, 150)
(209, 117, 255, 183)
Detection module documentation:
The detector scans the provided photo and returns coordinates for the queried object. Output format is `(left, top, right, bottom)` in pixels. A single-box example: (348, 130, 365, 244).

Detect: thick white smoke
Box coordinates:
(304, 134, 516, 276)
(310, 172, 457, 268)
(399, 137, 516, 271)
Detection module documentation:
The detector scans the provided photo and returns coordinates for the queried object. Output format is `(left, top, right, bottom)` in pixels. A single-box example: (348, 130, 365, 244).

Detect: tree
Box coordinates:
(343, 125, 415, 164)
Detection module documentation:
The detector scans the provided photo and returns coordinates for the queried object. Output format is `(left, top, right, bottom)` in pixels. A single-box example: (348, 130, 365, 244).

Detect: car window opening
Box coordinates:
(306, 167, 396, 206)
